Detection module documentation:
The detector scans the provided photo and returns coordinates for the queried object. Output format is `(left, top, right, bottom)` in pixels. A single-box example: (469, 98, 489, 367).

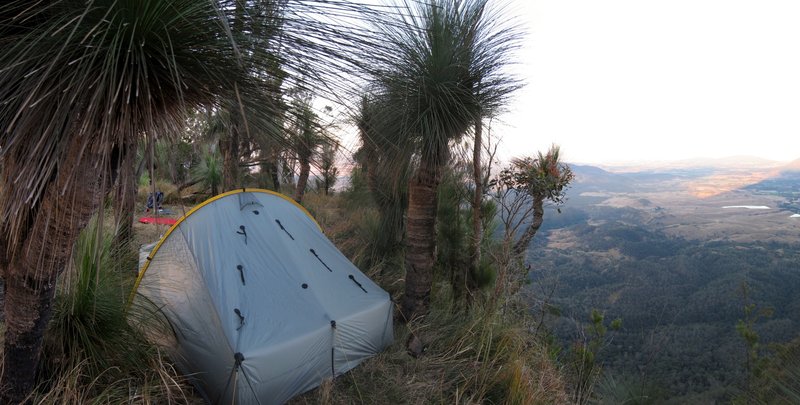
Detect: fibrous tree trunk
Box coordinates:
(3, 264, 57, 404)
(257, 147, 281, 192)
(282, 157, 296, 189)
(364, 143, 381, 200)
(512, 195, 544, 257)
(401, 153, 445, 321)
(267, 146, 283, 192)
(113, 140, 137, 245)
(1, 136, 109, 404)
(221, 3, 246, 193)
(468, 118, 483, 297)
(221, 124, 241, 192)
(294, 153, 311, 203)
(270, 160, 281, 191)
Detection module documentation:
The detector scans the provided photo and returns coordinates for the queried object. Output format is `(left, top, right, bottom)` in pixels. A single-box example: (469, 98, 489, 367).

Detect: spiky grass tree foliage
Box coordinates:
(192, 145, 224, 196)
(356, 94, 414, 265)
(317, 141, 340, 195)
(0, 1, 387, 401)
(290, 100, 323, 203)
(0, 3, 255, 399)
(47, 217, 137, 374)
(39, 217, 189, 402)
(435, 152, 499, 302)
(502, 145, 574, 257)
(113, 138, 139, 244)
(371, 0, 521, 320)
(760, 338, 800, 404)
(436, 164, 470, 295)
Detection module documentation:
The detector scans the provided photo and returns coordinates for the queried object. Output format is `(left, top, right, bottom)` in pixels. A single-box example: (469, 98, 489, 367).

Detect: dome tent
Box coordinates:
(131, 189, 393, 404)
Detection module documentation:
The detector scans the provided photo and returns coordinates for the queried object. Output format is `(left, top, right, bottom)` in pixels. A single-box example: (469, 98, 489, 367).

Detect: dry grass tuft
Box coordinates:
(290, 193, 571, 404)
(291, 287, 569, 405)
(0, 213, 198, 404)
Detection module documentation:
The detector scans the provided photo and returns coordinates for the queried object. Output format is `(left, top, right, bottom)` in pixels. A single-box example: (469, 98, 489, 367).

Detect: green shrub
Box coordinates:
(34, 215, 194, 403)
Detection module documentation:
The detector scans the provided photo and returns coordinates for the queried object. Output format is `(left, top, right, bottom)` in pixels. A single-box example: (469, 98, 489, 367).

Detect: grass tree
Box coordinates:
(496, 145, 575, 257)
(317, 140, 340, 195)
(356, 94, 414, 262)
(290, 100, 323, 203)
(0, 0, 386, 401)
(0, 3, 257, 401)
(193, 146, 224, 196)
(112, 138, 139, 244)
(373, 0, 521, 320)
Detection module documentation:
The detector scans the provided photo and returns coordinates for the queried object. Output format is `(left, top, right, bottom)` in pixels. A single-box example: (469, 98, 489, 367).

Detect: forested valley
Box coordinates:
(528, 164, 800, 403)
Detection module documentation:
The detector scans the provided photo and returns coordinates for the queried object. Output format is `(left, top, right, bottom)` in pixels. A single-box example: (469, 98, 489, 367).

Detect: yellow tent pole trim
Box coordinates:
(250, 188, 321, 231)
(125, 188, 321, 311)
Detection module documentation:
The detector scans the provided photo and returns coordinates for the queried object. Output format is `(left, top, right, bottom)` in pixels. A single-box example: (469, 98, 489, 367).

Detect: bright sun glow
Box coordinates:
(496, 0, 800, 164)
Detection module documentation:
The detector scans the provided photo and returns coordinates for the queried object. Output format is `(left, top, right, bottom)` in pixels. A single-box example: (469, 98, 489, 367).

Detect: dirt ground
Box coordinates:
(133, 204, 186, 248)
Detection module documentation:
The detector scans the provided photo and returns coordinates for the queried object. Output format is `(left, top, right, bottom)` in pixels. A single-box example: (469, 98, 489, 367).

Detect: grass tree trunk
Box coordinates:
(222, 2, 246, 193)
(401, 153, 445, 321)
(364, 144, 381, 200)
(468, 118, 483, 297)
(268, 146, 282, 191)
(113, 141, 137, 244)
(270, 161, 281, 191)
(221, 125, 240, 192)
(257, 147, 280, 191)
(512, 195, 545, 257)
(1, 137, 107, 404)
(294, 154, 311, 203)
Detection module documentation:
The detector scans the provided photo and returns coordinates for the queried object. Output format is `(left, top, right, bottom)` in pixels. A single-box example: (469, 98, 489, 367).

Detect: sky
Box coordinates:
(494, 0, 800, 164)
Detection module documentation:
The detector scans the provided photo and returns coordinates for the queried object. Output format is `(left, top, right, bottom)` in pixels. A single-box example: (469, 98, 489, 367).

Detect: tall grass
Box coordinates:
(31, 216, 194, 403)
(290, 288, 569, 405)
(313, 175, 407, 284)
(734, 337, 800, 405)
(292, 193, 570, 404)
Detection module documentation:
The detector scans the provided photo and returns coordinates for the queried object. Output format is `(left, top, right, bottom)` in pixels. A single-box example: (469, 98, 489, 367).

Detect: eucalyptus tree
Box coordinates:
(373, 0, 521, 319)
(0, 0, 389, 401)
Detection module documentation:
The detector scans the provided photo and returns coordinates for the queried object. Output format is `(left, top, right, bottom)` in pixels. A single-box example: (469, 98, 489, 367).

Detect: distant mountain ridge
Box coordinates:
(568, 156, 800, 197)
(569, 164, 635, 193)
(590, 155, 788, 172)
(568, 164, 686, 194)
(781, 158, 800, 172)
